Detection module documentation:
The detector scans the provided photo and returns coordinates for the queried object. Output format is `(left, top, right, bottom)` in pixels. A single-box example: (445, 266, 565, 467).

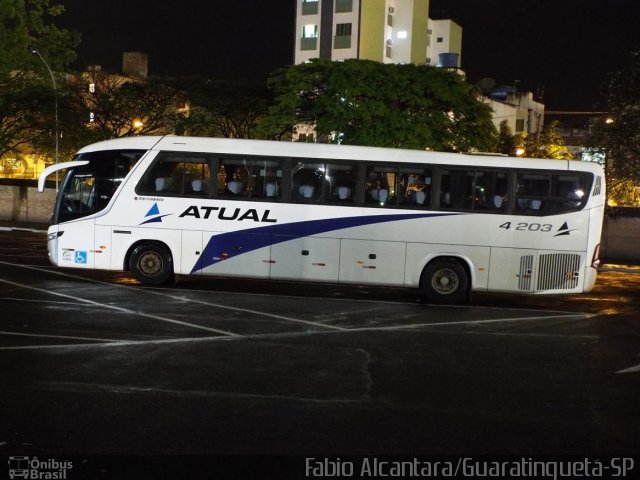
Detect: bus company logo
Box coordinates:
(140, 202, 172, 225)
(554, 222, 576, 237)
(8, 456, 73, 479)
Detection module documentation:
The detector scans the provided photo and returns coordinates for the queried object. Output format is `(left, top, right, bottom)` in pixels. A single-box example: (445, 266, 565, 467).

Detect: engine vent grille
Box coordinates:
(518, 255, 534, 290)
(537, 253, 581, 291)
(593, 176, 602, 196)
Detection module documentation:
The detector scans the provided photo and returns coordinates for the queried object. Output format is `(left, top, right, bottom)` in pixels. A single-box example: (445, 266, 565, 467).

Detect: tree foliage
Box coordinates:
(0, 0, 80, 161)
(596, 50, 640, 184)
(0, 0, 80, 75)
(172, 78, 270, 139)
(519, 120, 573, 160)
(258, 58, 498, 152)
(65, 71, 182, 142)
(0, 72, 53, 157)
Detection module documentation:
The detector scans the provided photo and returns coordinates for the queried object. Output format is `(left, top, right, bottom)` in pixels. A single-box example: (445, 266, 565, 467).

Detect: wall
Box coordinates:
(601, 214, 640, 261)
(0, 181, 56, 224)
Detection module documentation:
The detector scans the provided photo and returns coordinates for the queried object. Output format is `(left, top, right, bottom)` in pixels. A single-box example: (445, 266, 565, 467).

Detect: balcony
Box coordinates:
(334, 35, 352, 49)
(300, 37, 318, 51)
(301, 1, 319, 15)
(335, 0, 353, 13)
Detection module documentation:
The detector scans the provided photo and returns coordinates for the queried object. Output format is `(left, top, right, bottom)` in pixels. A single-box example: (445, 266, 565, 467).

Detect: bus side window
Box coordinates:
(292, 161, 325, 202)
(516, 173, 550, 214)
(327, 163, 356, 203)
(365, 166, 397, 207)
(399, 169, 432, 208)
(218, 158, 250, 198)
(248, 158, 283, 200)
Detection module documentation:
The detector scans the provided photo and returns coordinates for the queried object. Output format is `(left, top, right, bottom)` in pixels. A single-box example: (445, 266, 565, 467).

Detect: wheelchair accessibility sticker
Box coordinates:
(74, 251, 87, 264)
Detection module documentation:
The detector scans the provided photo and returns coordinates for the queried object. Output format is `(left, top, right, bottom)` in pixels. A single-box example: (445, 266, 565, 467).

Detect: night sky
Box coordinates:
(57, 0, 639, 111)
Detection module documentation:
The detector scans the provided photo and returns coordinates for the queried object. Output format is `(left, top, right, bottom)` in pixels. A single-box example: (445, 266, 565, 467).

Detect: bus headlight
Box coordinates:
(47, 231, 64, 241)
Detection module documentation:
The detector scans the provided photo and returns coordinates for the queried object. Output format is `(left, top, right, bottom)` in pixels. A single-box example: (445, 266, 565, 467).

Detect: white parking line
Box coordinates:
(617, 362, 640, 374)
(0, 278, 239, 337)
(0, 311, 591, 352)
(0, 330, 123, 343)
(0, 260, 347, 332)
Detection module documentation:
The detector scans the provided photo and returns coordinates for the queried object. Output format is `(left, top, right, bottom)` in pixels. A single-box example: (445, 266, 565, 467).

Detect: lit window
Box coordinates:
(397, 30, 408, 39)
(303, 24, 318, 38)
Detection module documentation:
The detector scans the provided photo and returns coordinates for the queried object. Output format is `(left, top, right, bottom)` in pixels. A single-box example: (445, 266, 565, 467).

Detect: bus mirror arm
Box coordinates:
(38, 160, 90, 192)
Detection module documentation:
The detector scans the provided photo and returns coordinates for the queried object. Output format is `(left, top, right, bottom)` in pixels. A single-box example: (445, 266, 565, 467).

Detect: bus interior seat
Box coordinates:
(265, 182, 278, 197)
(337, 186, 351, 200)
(300, 184, 315, 198)
(492, 195, 503, 208)
(415, 190, 426, 205)
(227, 180, 242, 194)
(155, 177, 167, 192)
(191, 179, 204, 193)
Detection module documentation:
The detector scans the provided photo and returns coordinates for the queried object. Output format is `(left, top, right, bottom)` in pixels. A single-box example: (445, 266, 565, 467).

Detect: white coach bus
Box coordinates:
(38, 136, 605, 304)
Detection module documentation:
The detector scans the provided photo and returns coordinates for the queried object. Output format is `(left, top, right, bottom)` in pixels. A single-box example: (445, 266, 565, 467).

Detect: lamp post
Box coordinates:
(31, 48, 60, 191)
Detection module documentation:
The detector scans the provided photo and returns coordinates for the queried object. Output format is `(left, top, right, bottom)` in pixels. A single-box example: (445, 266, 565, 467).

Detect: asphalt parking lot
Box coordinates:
(0, 227, 639, 459)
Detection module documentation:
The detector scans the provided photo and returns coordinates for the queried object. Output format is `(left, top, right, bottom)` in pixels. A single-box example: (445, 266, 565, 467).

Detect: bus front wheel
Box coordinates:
(421, 259, 469, 304)
(129, 242, 174, 285)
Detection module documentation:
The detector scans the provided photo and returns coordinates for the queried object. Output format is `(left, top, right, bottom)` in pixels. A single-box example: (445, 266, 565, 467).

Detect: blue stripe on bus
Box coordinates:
(191, 213, 457, 274)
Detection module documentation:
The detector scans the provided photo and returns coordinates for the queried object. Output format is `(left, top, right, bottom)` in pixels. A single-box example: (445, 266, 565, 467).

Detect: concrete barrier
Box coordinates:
(1, 181, 638, 261)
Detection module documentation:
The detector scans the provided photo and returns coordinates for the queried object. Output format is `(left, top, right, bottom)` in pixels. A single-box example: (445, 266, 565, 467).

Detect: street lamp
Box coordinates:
(31, 48, 60, 191)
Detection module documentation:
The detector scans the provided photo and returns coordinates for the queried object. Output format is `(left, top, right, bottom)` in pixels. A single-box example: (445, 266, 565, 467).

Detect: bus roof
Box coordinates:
(76, 135, 603, 174)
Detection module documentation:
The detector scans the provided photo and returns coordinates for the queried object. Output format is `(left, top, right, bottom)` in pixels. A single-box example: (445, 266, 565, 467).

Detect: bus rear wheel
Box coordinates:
(129, 242, 174, 285)
(421, 259, 469, 304)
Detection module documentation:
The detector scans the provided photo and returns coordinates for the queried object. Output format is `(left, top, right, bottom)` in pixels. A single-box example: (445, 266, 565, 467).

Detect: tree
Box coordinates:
(65, 71, 182, 142)
(172, 78, 270, 139)
(0, 72, 52, 157)
(519, 120, 573, 160)
(497, 120, 517, 156)
(0, 0, 80, 75)
(593, 49, 640, 206)
(0, 0, 80, 161)
(258, 58, 498, 152)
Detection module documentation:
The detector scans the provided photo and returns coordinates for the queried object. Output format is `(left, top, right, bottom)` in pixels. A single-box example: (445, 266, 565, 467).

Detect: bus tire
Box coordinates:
(129, 242, 174, 286)
(421, 258, 469, 305)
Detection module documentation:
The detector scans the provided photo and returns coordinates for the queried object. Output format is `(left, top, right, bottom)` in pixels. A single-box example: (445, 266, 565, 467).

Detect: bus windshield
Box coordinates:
(54, 149, 145, 224)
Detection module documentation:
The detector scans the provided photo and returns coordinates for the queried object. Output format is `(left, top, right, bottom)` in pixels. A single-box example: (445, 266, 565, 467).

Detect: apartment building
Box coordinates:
(294, 0, 462, 68)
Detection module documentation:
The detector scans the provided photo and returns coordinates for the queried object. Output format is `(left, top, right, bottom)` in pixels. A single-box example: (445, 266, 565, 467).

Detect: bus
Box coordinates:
(37, 136, 605, 304)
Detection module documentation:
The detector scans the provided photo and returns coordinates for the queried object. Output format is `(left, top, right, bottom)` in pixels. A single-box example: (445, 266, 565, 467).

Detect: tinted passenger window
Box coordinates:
(217, 157, 284, 200)
(365, 166, 398, 207)
(399, 168, 432, 208)
(138, 153, 211, 197)
(440, 170, 509, 211)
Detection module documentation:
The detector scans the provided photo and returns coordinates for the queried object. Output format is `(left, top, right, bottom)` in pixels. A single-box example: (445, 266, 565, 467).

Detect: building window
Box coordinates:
(301, 0, 319, 15)
(334, 23, 352, 49)
(302, 24, 318, 38)
(301, 24, 318, 50)
(436, 37, 443, 43)
(335, 0, 353, 13)
(516, 119, 525, 132)
(335, 23, 352, 36)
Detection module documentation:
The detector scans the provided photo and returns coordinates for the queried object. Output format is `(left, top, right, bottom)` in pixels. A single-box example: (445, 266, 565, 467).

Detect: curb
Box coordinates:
(0, 226, 48, 234)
